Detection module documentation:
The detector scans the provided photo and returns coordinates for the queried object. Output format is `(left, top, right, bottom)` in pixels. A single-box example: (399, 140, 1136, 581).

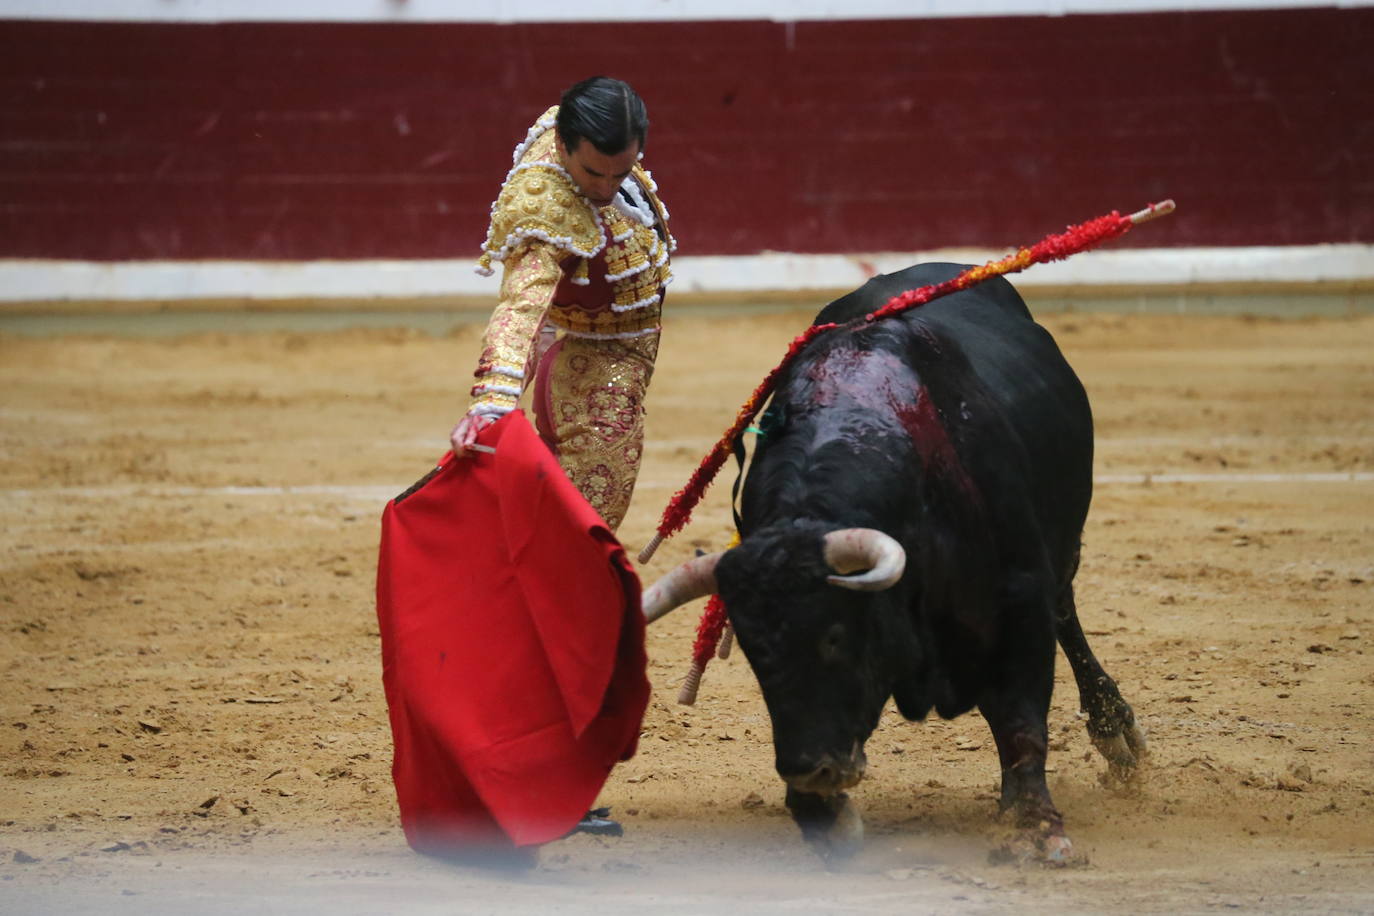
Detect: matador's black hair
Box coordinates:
(557, 76, 649, 156)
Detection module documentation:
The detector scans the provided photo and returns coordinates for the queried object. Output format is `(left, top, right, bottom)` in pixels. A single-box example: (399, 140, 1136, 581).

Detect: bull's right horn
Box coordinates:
(823, 528, 906, 592)
(641, 551, 724, 623)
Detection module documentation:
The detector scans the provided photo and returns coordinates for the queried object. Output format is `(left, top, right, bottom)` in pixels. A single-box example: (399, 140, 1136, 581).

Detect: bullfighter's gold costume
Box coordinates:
(466, 106, 674, 530)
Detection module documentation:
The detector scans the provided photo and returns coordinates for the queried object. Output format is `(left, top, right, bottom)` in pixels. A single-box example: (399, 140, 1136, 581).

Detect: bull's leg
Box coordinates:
(784, 787, 864, 863)
(981, 694, 1080, 864)
(1055, 565, 1147, 775)
(979, 583, 1073, 862)
(979, 688, 1069, 850)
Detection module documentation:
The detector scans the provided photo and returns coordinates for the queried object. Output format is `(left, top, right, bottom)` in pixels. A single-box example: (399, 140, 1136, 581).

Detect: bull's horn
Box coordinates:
(823, 528, 906, 592)
(641, 552, 724, 623)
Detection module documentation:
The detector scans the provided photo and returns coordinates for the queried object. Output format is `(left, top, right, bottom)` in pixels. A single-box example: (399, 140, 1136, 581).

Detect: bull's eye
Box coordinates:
(819, 623, 846, 663)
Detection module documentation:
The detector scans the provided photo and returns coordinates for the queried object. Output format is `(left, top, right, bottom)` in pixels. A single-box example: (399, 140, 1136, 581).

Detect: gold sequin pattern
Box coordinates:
(477, 127, 602, 275)
(469, 242, 560, 414)
(596, 187, 672, 322)
(546, 298, 661, 337)
(535, 332, 660, 531)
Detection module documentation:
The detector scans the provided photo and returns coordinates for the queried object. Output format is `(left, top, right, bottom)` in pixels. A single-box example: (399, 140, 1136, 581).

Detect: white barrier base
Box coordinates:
(2, 245, 1372, 304)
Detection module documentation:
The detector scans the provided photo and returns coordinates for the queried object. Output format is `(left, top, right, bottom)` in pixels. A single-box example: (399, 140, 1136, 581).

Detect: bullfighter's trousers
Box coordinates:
(532, 330, 659, 532)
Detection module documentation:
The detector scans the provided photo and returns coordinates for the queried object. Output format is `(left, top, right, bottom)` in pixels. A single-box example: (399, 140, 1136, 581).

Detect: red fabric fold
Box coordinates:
(375, 411, 649, 852)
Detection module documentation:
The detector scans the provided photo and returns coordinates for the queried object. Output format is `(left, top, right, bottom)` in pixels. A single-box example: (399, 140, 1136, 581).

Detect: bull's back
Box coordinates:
(816, 263, 1033, 327)
(815, 263, 1081, 416)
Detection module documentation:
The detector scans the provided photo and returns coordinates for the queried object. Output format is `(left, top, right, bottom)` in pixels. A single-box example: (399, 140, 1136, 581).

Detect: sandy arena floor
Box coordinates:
(2, 300, 1372, 913)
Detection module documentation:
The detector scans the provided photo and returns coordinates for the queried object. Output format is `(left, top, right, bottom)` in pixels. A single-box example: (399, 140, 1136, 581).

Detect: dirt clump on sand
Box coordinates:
(1, 307, 1372, 912)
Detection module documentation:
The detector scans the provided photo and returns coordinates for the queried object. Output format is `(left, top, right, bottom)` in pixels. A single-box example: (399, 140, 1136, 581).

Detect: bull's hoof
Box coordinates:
(988, 828, 1082, 868)
(1091, 721, 1148, 780)
(1086, 697, 1148, 778)
(819, 795, 865, 863)
(786, 789, 865, 864)
(1040, 833, 1075, 865)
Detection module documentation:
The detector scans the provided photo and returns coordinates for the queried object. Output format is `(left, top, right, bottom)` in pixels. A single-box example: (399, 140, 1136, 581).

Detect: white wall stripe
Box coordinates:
(4, 245, 1372, 304)
(2, 0, 1371, 23)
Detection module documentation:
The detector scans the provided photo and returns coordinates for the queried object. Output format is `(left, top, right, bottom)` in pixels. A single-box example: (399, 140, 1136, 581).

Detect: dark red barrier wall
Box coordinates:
(1, 8, 1370, 260)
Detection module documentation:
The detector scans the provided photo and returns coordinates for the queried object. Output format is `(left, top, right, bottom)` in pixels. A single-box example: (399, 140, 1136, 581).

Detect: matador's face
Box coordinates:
(556, 136, 641, 208)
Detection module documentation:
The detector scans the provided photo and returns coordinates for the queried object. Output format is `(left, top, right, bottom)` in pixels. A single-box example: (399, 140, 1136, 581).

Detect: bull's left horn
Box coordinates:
(641, 552, 724, 623)
(822, 528, 906, 592)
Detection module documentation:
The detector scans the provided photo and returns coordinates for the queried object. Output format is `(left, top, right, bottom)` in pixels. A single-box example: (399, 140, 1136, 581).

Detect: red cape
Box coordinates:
(375, 411, 649, 853)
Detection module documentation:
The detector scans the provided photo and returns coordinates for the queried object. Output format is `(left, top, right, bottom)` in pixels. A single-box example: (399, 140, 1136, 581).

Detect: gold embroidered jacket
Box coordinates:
(468, 106, 674, 418)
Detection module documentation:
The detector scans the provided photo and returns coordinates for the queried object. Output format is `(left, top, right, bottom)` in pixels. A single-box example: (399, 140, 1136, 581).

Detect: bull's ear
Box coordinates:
(756, 402, 786, 438)
(823, 529, 905, 592)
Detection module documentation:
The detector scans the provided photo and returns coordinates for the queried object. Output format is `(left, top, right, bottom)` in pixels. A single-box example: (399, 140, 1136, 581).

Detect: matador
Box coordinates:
(453, 87, 674, 532)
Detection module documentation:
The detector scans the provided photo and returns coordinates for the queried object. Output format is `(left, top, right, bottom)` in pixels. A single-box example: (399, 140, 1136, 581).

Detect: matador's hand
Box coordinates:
(450, 413, 497, 458)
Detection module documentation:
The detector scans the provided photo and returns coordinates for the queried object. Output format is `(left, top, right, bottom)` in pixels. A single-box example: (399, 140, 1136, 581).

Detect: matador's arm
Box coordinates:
(465, 241, 561, 419)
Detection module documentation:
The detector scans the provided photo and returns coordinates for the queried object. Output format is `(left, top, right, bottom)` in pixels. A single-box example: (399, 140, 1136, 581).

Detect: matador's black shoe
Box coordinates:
(567, 807, 624, 838)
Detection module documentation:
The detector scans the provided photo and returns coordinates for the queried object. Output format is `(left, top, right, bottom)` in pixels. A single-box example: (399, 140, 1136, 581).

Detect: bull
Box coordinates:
(643, 263, 1146, 862)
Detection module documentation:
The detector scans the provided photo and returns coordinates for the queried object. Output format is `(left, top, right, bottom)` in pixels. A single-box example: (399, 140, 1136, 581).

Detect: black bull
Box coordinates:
(644, 263, 1146, 862)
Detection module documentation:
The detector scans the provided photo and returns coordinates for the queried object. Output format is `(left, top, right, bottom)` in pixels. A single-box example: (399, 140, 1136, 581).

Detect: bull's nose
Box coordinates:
(779, 750, 865, 795)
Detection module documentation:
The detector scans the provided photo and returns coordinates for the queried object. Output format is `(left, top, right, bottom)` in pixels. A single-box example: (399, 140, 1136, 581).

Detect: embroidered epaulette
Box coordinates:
(476, 166, 604, 276)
